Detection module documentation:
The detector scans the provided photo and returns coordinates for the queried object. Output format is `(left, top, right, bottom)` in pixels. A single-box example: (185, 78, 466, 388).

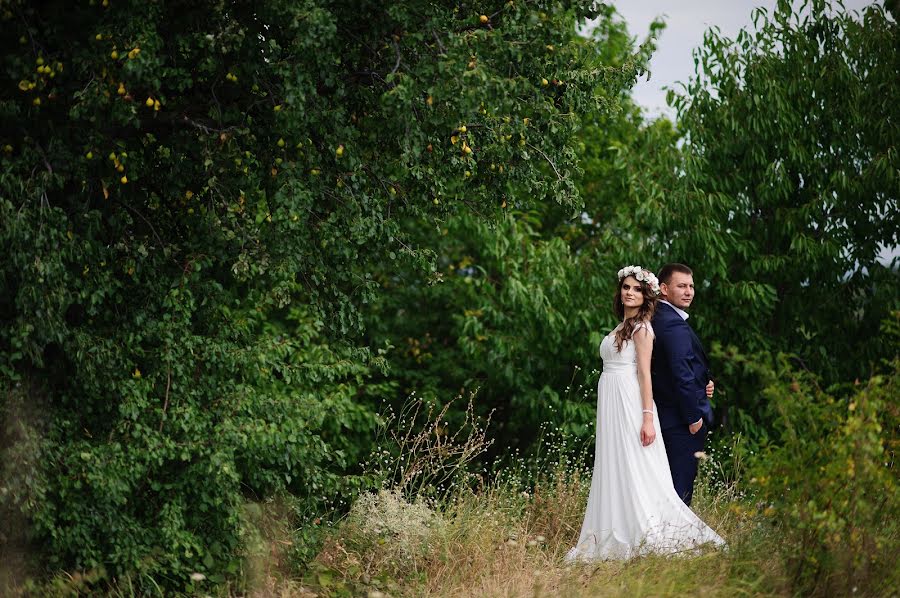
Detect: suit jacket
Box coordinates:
(650, 302, 713, 431)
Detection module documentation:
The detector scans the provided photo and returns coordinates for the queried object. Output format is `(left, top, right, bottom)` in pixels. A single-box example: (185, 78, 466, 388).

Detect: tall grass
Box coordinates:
(297, 399, 792, 598)
(294, 365, 898, 598)
(307, 451, 790, 598)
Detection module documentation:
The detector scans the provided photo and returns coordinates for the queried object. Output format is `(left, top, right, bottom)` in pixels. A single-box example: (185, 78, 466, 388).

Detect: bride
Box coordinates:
(565, 266, 724, 561)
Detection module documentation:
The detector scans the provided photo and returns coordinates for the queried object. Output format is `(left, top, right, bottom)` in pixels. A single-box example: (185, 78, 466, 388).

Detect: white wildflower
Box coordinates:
(346, 489, 441, 562)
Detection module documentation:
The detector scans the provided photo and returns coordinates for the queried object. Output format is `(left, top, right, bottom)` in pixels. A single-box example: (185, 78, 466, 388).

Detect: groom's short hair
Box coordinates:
(658, 263, 693, 285)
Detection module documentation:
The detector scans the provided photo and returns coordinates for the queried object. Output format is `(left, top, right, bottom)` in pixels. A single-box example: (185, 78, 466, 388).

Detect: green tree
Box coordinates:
(362, 9, 664, 453)
(0, 0, 633, 589)
(635, 0, 899, 435)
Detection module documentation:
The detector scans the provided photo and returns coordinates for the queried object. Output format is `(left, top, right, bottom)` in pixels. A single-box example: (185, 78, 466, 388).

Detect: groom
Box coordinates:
(651, 263, 714, 506)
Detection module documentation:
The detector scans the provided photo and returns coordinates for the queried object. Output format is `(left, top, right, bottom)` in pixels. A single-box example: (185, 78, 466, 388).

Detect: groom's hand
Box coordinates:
(688, 419, 703, 434)
(706, 380, 715, 398)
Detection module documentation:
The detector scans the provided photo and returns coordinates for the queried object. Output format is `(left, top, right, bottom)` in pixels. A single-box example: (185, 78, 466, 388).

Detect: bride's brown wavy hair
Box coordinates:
(612, 274, 658, 352)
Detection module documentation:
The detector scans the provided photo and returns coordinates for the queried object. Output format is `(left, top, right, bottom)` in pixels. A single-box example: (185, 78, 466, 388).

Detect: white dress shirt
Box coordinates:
(660, 299, 689, 320)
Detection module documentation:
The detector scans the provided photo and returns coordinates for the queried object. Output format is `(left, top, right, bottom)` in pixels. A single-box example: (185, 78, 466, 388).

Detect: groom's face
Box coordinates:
(661, 272, 695, 310)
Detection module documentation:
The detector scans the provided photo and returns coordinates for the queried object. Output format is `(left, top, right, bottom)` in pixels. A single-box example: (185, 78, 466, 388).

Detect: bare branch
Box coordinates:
(390, 40, 402, 75)
(115, 198, 167, 251)
(431, 30, 447, 54)
(159, 366, 172, 433)
(527, 142, 563, 180)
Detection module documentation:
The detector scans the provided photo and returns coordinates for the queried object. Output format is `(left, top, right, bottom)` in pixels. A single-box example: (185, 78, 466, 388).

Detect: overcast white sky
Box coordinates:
(609, 0, 880, 120)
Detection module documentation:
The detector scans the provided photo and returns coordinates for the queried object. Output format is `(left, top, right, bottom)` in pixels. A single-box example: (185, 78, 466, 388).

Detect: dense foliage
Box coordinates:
(738, 350, 898, 595)
(652, 0, 900, 435)
(652, 1, 897, 440)
(0, 0, 639, 589)
(363, 15, 667, 451)
(366, 0, 900, 451)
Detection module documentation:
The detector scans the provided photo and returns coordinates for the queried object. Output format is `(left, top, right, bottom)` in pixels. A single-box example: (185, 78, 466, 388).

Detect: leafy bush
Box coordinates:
(3, 306, 381, 590)
(742, 355, 899, 596)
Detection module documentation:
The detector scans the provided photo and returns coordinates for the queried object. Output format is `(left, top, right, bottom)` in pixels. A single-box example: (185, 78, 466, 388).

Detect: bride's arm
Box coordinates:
(634, 325, 656, 447)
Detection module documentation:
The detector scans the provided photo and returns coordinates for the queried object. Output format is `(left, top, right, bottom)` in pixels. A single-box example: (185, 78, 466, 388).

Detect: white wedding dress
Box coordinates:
(565, 322, 725, 561)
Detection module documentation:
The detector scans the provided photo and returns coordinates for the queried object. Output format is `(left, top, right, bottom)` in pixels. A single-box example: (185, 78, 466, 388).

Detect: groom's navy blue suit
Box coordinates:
(651, 302, 713, 506)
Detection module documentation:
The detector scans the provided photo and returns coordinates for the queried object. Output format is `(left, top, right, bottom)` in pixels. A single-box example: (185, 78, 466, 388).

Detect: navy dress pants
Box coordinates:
(662, 424, 708, 506)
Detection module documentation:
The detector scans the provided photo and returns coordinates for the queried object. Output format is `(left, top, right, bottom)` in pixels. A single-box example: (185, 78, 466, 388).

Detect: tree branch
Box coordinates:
(159, 365, 172, 433)
(527, 142, 563, 180)
(391, 40, 402, 75)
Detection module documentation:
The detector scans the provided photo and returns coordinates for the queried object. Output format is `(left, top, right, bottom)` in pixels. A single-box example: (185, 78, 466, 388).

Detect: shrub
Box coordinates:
(744, 355, 899, 596)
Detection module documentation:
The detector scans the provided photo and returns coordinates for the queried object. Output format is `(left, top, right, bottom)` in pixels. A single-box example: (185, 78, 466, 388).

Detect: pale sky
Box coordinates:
(609, 0, 880, 121)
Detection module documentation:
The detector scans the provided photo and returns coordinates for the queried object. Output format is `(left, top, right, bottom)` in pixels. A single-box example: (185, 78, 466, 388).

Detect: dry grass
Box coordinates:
(20, 397, 794, 598)
(241, 498, 301, 598)
(289, 464, 790, 598)
(241, 402, 792, 598)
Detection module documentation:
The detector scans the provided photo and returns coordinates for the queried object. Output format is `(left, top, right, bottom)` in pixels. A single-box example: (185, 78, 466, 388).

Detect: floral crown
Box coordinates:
(617, 265, 661, 296)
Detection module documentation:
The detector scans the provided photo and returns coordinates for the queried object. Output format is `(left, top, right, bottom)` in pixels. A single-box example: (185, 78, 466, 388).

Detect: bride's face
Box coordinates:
(620, 276, 645, 309)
